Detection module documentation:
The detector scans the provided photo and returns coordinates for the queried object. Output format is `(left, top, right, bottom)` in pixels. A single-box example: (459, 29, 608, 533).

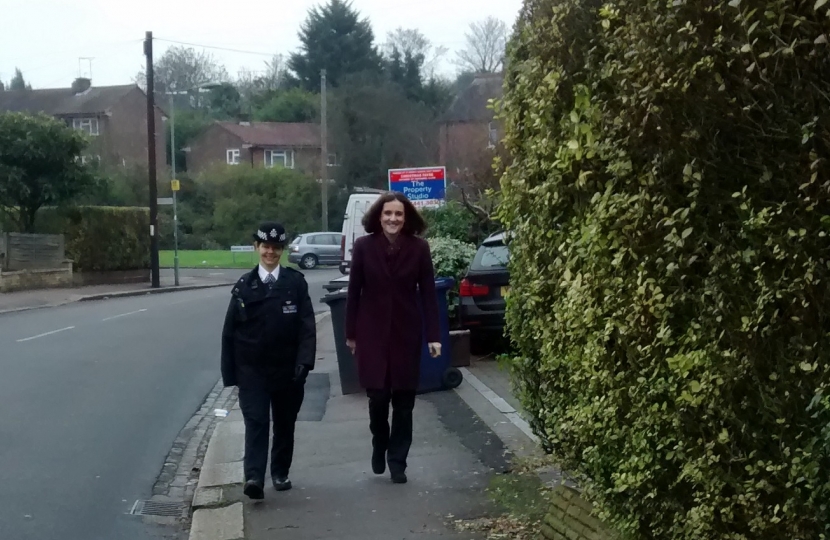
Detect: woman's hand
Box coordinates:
(346, 339, 356, 355)
(428, 342, 442, 358)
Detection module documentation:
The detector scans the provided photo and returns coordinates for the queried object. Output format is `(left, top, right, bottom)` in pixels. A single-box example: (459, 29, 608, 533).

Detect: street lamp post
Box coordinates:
(167, 82, 220, 287)
(169, 92, 180, 286)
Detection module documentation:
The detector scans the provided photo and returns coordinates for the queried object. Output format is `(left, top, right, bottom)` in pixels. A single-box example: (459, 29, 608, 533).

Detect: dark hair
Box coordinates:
(362, 191, 427, 236)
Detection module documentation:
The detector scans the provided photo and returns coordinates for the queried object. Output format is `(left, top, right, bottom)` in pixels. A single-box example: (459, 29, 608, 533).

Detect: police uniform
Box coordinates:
(220, 222, 316, 499)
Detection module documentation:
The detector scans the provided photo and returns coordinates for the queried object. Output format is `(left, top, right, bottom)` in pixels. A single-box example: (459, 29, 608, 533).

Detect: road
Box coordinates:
(0, 268, 339, 540)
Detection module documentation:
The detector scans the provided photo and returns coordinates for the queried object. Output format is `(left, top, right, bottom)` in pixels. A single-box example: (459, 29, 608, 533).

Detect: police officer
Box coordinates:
(221, 221, 316, 500)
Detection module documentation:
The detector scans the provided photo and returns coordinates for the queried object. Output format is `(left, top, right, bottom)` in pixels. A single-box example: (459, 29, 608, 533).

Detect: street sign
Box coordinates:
(231, 245, 255, 253)
(171, 179, 181, 191)
(157, 197, 174, 205)
(388, 166, 446, 209)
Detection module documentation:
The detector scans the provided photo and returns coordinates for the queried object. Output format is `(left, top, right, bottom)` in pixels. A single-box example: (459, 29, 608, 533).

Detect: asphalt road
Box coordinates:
(0, 268, 339, 540)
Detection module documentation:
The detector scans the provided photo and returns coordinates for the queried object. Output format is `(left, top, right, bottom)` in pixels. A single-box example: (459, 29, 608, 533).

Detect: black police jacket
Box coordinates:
(220, 266, 316, 390)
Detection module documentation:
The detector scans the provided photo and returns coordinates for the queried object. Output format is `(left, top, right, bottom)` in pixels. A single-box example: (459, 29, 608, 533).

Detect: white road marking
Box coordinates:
(209, 272, 226, 276)
(459, 367, 539, 443)
(17, 326, 75, 342)
(102, 309, 147, 322)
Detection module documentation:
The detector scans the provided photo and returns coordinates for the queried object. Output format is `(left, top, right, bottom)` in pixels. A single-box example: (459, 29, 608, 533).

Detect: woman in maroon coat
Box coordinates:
(345, 191, 441, 484)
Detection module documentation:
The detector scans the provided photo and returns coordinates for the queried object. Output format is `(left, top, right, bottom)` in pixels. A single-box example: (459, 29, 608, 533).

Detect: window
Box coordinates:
(322, 234, 340, 245)
(264, 149, 294, 169)
(488, 122, 498, 149)
(226, 149, 240, 165)
(76, 155, 101, 165)
(73, 117, 99, 136)
(327, 153, 340, 167)
(472, 243, 509, 270)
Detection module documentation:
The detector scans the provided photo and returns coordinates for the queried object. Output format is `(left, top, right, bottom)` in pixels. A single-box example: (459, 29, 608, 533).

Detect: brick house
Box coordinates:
(186, 121, 334, 178)
(0, 78, 167, 179)
(439, 73, 504, 192)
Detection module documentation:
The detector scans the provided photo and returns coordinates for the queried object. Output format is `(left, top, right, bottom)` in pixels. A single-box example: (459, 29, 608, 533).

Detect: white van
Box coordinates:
(339, 189, 382, 274)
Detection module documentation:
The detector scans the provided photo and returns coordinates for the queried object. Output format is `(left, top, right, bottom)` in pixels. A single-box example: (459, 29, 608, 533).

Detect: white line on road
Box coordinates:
(17, 326, 75, 342)
(209, 272, 226, 276)
(102, 309, 147, 322)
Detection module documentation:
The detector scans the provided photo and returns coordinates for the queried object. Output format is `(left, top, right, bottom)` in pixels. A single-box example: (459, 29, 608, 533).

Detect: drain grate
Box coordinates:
(130, 500, 185, 517)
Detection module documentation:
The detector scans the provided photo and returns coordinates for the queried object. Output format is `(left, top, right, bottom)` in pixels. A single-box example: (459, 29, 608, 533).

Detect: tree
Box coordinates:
(253, 88, 319, 123)
(288, 0, 381, 91)
(237, 54, 289, 105)
(137, 46, 229, 97)
(9, 68, 29, 91)
(500, 0, 830, 538)
(383, 28, 447, 79)
(0, 113, 92, 232)
(206, 83, 242, 119)
(455, 17, 508, 74)
(330, 72, 438, 190)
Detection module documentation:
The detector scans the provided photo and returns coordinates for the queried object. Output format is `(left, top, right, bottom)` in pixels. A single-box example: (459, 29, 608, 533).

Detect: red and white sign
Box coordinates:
(388, 167, 446, 183)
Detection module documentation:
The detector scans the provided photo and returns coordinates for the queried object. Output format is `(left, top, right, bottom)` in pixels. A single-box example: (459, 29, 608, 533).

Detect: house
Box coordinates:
(0, 78, 166, 179)
(439, 73, 504, 185)
(187, 121, 335, 177)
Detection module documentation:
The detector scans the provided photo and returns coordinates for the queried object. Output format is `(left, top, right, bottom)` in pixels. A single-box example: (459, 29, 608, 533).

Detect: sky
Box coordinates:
(0, 0, 523, 89)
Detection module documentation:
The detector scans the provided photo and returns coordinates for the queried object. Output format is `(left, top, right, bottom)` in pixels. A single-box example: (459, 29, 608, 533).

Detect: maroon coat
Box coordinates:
(345, 233, 440, 391)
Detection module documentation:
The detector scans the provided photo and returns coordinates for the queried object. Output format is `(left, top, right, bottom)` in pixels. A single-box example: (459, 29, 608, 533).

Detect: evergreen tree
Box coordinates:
(288, 0, 381, 91)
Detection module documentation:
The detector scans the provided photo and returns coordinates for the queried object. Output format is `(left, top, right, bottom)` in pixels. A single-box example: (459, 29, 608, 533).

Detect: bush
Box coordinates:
(156, 165, 341, 250)
(499, 1, 830, 539)
(423, 200, 499, 246)
(429, 236, 477, 321)
(423, 202, 476, 243)
(36, 206, 149, 272)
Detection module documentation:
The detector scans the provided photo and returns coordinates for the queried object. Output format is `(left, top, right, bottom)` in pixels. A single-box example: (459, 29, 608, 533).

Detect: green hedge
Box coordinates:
(500, 1, 830, 539)
(36, 206, 149, 272)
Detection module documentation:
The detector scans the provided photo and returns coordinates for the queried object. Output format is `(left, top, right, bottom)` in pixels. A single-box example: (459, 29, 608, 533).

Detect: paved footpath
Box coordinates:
(189, 313, 543, 540)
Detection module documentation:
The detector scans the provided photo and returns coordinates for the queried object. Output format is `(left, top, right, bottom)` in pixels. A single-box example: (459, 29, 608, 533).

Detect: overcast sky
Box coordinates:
(0, 0, 522, 89)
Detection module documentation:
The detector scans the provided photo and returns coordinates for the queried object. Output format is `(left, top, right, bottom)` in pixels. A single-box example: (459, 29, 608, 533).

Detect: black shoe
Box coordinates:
(372, 449, 386, 475)
(390, 471, 407, 484)
(272, 476, 292, 492)
(243, 479, 265, 500)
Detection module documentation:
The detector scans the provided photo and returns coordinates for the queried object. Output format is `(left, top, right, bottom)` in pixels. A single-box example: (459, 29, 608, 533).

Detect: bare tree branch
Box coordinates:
(455, 17, 508, 74)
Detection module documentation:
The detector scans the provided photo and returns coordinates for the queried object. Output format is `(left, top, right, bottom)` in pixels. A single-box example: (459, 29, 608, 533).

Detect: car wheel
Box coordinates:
(300, 254, 318, 270)
(442, 367, 463, 390)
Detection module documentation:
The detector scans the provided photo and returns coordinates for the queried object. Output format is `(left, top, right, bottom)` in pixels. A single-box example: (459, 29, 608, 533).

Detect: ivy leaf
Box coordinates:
(816, 0, 827, 9)
(728, 0, 741, 6)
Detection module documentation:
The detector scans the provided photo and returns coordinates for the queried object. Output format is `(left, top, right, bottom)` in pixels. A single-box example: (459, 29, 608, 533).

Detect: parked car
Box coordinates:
(288, 232, 344, 269)
(459, 232, 510, 348)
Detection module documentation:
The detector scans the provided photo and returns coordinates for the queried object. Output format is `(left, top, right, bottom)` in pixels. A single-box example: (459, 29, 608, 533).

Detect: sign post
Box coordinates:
(171, 179, 181, 286)
(388, 166, 447, 209)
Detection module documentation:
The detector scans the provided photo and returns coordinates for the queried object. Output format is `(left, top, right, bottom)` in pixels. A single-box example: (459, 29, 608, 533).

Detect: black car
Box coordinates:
(459, 232, 510, 349)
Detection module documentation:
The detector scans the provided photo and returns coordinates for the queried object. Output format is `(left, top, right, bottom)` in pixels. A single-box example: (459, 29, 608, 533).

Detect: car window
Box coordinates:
(307, 235, 322, 245)
(291, 236, 301, 245)
(327, 234, 342, 245)
(471, 243, 509, 270)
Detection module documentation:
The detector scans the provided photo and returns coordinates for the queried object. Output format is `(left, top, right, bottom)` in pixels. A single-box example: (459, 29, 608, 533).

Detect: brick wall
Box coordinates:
(108, 87, 167, 180)
(540, 486, 619, 540)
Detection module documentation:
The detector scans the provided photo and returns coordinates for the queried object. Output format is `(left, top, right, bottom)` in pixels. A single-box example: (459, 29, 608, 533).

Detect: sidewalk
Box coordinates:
(191, 314, 538, 540)
(0, 271, 234, 314)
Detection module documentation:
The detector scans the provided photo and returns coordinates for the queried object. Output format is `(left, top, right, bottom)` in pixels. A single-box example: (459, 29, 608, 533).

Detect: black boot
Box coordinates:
(372, 447, 386, 475)
(243, 479, 265, 500)
(272, 476, 292, 492)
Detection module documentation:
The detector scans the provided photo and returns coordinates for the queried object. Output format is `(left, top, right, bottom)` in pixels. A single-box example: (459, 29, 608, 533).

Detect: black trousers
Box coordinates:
(238, 383, 305, 483)
(367, 389, 416, 474)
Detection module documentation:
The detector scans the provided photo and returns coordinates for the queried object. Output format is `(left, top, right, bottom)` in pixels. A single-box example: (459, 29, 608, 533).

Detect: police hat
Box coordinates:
(253, 221, 287, 245)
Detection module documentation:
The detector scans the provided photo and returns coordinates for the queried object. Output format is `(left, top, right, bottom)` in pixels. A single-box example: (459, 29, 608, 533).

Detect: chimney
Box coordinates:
(72, 77, 91, 95)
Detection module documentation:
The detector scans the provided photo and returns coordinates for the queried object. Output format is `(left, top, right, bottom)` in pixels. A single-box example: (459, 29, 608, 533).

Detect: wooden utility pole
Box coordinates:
(145, 31, 160, 288)
(320, 69, 328, 232)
